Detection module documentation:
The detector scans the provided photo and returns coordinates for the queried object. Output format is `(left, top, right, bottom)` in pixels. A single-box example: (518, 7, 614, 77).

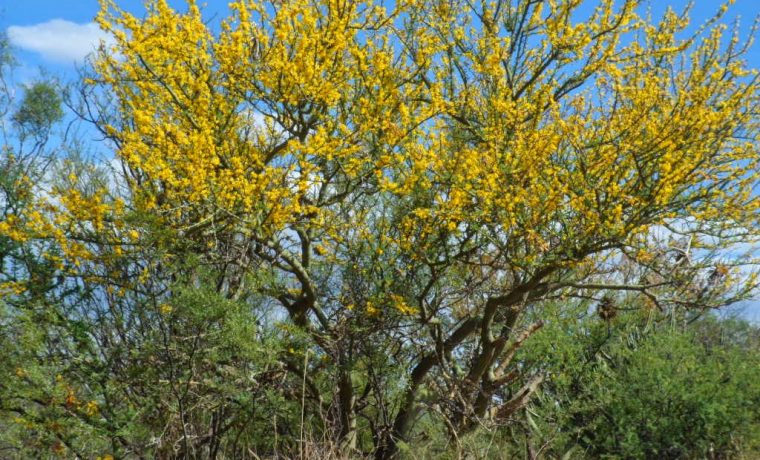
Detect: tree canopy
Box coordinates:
(1, 0, 759, 458)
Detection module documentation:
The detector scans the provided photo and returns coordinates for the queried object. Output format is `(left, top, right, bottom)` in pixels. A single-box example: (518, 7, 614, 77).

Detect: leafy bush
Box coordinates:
(513, 307, 760, 459)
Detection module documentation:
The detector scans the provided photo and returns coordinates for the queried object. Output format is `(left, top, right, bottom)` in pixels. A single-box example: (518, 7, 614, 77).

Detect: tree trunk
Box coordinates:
(338, 369, 357, 452)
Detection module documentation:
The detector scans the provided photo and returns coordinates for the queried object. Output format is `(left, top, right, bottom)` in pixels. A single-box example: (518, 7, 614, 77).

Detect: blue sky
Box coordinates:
(2, 0, 759, 319)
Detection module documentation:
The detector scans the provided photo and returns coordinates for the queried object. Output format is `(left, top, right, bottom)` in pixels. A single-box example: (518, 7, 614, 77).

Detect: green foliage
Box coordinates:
(0, 32, 13, 113)
(511, 306, 760, 459)
(0, 261, 303, 457)
(12, 81, 64, 140)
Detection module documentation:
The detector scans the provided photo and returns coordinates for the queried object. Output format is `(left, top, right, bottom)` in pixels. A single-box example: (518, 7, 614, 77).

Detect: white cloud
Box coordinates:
(7, 19, 113, 63)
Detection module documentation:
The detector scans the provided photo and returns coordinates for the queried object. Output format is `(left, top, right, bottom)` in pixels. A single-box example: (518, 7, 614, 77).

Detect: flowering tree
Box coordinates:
(2, 0, 759, 457)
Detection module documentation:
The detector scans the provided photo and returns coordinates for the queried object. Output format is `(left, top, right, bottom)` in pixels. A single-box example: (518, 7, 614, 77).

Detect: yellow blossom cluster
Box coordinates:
(3, 0, 755, 318)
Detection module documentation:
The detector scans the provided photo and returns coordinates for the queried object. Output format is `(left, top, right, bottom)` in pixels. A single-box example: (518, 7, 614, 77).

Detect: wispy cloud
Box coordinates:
(7, 19, 113, 64)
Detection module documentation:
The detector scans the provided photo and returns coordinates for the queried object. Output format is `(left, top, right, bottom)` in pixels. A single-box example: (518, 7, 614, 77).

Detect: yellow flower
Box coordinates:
(390, 294, 417, 315)
(85, 400, 99, 416)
